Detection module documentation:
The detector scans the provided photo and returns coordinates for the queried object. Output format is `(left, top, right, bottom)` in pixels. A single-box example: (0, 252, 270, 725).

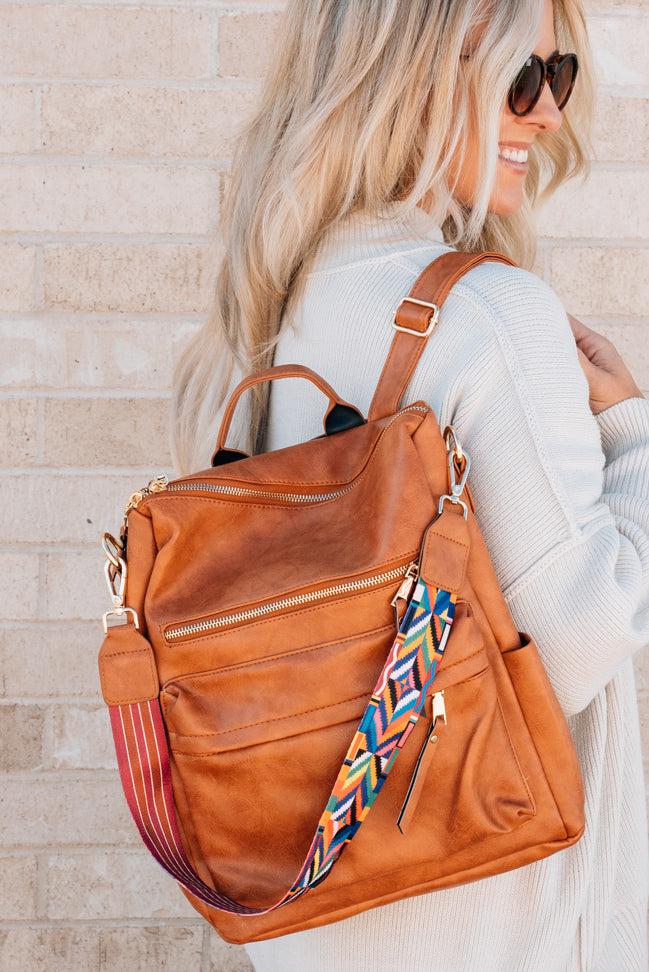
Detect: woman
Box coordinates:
(172, 1, 649, 969)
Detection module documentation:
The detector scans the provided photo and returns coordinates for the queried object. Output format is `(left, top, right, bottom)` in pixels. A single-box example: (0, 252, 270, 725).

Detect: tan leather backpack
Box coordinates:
(98, 250, 585, 945)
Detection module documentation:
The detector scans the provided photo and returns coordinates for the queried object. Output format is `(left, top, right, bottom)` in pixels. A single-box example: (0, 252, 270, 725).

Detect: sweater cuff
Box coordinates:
(595, 394, 649, 454)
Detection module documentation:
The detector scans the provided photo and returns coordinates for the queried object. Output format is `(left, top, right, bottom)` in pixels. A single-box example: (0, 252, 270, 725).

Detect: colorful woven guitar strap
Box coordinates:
(109, 577, 457, 915)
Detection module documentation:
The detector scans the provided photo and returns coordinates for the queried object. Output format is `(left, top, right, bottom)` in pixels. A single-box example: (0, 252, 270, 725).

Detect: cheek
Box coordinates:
(456, 144, 480, 194)
(490, 158, 527, 214)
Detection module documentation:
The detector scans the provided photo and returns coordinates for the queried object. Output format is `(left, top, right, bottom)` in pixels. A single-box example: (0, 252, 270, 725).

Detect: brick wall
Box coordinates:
(1, 2, 647, 969)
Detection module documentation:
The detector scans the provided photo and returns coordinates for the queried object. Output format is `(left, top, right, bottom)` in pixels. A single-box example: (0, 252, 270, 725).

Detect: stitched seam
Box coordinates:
(167, 690, 369, 740)
(425, 528, 468, 549)
(495, 690, 537, 813)
(502, 530, 590, 603)
(422, 529, 469, 592)
(163, 646, 489, 738)
(161, 623, 396, 691)
(100, 648, 157, 706)
(103, 647, 150, 659)
(439, 645, 486, 673)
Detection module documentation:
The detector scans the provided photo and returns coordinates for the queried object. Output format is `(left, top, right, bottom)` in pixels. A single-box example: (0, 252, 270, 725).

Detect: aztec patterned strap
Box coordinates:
(109, 577, 457, 915)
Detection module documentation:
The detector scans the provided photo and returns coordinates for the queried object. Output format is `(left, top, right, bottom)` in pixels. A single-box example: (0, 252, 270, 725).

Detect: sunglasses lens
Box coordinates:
(552, 54, 578, 109)
(510, 56, 544, 115)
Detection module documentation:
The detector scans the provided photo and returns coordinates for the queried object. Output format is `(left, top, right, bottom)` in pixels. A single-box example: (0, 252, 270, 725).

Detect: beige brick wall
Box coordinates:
(1, 2, 647, 969)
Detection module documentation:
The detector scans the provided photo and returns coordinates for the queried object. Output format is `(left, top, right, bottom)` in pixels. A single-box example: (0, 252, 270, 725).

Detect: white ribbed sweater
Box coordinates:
(242, 203, 649, 972)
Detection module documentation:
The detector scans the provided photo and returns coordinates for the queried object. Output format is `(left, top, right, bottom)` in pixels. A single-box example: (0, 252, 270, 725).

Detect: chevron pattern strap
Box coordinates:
(109, 577, 457, 915)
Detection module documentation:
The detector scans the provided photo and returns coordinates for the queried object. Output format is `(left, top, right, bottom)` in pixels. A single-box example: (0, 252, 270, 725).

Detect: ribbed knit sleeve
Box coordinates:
(435, 263, 649, 718)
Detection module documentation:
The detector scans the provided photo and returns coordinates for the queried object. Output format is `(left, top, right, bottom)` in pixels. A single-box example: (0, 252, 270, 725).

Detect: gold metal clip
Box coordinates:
(438, 425, 471, 519)
(101, 531, 139, 633)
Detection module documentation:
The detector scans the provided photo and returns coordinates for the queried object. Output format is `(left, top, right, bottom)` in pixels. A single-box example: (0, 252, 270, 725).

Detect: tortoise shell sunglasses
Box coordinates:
(461, 49, 579, 117)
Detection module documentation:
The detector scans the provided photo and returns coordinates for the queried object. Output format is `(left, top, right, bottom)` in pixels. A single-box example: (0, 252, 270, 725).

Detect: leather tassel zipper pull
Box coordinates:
(396, 690, 447, 834)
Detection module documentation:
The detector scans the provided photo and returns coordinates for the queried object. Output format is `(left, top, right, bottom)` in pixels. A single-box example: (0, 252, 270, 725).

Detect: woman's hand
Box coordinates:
(567, 313, 645, 415)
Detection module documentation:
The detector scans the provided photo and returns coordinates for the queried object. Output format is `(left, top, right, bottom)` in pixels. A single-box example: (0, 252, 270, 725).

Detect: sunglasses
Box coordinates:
(508, 51, 579, 116)
(460, 50, 579, 117)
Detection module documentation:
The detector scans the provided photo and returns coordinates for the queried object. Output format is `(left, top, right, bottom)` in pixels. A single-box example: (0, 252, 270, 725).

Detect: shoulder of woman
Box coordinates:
(450, 261, 592, 416)
(388, 248, 579, 373)
(453, 256, 564, 315)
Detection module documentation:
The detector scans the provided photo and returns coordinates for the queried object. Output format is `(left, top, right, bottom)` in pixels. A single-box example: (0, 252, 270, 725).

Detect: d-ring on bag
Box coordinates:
(98, 250, 585, 945)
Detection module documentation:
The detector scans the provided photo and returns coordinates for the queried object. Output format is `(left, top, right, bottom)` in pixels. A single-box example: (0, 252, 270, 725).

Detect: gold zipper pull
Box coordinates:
(124, 490, 144, 517)
(390, 561, 419, 607)
(121, 473, 169, 536)
(430, 689, 446, 727)
(391, 560, 419, 629)
(123, 474, 168, 518)
(147, 474, 169, 494)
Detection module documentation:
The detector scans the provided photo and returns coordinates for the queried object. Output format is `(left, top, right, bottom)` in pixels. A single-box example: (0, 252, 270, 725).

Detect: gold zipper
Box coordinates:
(123, 404, 430, 517)
(164, 557, 419, 641)
(165, 480, 356, 503)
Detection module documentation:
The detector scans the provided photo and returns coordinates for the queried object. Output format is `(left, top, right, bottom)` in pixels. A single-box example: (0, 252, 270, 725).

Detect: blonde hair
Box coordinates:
(171, 0, 595, 475)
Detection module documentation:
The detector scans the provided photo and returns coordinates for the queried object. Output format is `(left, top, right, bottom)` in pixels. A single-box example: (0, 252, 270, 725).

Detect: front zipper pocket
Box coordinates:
(164, 480, 358, 504)
(162, 555, 419, 643)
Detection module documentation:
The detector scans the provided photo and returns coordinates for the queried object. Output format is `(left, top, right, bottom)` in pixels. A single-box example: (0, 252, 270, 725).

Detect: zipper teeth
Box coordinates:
(165, 561, 413, 641)
(164, 404, 430, 504)
(166, 481, 353, 502)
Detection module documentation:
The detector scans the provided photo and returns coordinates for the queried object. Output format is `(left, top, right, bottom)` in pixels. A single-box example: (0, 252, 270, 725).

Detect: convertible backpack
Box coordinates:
(98, 250, 585, 945)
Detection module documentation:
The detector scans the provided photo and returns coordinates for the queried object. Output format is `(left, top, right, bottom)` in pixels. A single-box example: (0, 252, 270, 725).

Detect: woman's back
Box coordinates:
(247, 203, 649, 971)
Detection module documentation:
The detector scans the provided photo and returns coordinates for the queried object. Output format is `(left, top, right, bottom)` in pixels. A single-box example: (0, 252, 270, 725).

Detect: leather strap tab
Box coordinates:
(419, 503, 471, 594)
(99, 622, 159, 706)
(396, 713, 446, 834)
(368, 250, 516, 421)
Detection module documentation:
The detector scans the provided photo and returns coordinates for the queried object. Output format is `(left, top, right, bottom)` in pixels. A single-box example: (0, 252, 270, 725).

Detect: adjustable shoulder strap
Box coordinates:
(367, 250, 517, 422)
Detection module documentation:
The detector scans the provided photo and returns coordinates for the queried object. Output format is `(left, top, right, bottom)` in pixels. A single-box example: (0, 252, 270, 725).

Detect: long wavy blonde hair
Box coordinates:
(171, 0, 595, 475)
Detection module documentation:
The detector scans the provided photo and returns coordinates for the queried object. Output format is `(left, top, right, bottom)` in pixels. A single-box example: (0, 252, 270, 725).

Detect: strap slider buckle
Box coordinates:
(393, 297, 440, 337)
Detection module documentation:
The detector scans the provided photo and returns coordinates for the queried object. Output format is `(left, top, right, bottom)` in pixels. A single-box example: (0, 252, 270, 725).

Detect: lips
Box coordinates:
(498, 142, 530, 169)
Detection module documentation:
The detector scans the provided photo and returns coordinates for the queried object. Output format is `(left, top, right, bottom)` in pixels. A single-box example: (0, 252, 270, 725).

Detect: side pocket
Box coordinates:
(391, 604, 538, 855)
(502, 631, 585, 840)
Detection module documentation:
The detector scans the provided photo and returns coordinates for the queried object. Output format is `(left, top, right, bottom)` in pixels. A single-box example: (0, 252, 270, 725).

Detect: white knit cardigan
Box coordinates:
(242, 203, 649, 972)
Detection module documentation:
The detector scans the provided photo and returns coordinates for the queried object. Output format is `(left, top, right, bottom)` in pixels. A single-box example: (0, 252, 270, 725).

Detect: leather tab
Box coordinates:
(397, 717, 446, 833)
(99, 622, 159, 706)
(368, 250, 516, 422)
(419, 504, 470, 594)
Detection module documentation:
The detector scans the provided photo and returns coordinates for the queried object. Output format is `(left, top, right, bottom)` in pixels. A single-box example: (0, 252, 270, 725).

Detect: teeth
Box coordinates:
(499, 146, 528, 164)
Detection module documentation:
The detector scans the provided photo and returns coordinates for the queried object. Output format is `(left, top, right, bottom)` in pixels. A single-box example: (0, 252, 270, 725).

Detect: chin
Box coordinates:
(488, 193, 525, 217)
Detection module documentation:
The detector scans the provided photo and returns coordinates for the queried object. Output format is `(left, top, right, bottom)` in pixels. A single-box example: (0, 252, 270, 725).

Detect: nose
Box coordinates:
(524, 78, 563, 132)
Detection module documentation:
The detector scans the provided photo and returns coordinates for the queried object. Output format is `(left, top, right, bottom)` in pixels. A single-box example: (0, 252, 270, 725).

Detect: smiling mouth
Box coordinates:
(498, 145, 529, 172)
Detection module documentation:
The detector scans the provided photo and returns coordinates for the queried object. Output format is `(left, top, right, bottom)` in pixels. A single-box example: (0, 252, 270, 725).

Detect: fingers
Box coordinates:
(566, 312, 596, 344)
(575, 343, 597, 379)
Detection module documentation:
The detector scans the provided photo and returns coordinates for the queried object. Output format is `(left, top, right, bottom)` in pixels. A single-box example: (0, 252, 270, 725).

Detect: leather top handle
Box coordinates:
(211, 363, 365, 466)
(367, 251, 517, 422)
